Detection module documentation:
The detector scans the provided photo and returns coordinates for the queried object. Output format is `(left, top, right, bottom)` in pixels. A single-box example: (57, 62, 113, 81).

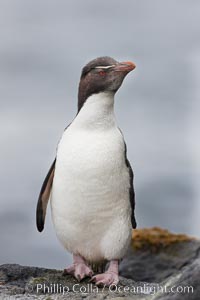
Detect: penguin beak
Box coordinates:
(113, 61, 136, 73)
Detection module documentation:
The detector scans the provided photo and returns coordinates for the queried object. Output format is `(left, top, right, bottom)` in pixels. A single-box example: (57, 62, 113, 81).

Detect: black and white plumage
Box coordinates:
(36, 57, 136, 285)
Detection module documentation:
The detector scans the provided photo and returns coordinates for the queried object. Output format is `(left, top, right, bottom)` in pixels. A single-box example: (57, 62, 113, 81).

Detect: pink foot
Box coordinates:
(90, 260, 119, 286)
(63, 254, 93, 282)
(91, 272, 119, 286)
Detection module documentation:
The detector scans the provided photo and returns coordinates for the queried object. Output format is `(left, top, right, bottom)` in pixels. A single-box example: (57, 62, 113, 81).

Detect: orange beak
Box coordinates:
(113, 61, 136, 72)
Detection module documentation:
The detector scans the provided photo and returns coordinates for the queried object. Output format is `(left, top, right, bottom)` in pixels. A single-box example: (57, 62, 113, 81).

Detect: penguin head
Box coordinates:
(78, 56, 136, 111)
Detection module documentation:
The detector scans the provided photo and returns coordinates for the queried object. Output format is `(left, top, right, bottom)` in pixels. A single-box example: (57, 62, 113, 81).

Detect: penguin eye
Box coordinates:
(98, 70, 106, 76)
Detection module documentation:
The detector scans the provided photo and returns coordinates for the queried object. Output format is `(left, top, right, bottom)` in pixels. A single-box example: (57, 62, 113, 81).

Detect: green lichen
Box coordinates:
(31, 276, 47, 284)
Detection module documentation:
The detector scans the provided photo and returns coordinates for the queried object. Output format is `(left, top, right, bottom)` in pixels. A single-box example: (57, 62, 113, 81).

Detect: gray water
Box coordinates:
(0, 0, 200, 269)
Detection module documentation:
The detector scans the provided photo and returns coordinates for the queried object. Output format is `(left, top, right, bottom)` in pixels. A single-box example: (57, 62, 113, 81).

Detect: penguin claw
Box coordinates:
(76, 274, 81, 282)
(63, 264, 75, 275)
(64, 263, 93, 281)
(90, 272, 119, 286)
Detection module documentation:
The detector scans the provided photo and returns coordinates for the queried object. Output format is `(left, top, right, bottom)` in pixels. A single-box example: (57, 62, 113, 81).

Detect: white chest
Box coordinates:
(52, 91, 130, 209)
(57, 126, 125, 178)
(55, 92, 128, 188)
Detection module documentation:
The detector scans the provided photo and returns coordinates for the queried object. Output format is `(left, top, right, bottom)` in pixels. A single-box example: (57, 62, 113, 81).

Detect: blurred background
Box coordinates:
(0, 0, 200, 269)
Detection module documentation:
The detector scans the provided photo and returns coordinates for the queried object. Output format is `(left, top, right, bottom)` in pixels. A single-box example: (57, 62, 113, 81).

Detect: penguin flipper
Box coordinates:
(36, 159, 56, 232)
(118, 128, 137, 229)
(126, 158, 137, 229)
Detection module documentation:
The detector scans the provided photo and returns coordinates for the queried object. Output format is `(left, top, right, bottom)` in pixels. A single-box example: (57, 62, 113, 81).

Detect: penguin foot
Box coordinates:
(64, 263, 93, 281)
(90, 259, 119, 286)
(63, 254, 93, 281)
(90, 271, 119, 286)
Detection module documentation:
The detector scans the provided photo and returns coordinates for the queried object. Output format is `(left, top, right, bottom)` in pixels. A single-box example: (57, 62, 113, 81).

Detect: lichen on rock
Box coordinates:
(132, 227, 194, 252)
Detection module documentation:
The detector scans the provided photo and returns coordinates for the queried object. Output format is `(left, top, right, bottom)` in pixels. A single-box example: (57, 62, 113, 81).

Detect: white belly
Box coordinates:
(51, 94, 132, 262)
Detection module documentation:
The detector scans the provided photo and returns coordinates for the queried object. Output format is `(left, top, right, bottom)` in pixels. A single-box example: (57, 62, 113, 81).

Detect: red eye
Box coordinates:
(99, 70, 106, 76)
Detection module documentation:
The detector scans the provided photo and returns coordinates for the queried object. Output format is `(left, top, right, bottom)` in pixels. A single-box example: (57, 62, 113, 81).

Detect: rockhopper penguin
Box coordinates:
(36, 56, 137, 286)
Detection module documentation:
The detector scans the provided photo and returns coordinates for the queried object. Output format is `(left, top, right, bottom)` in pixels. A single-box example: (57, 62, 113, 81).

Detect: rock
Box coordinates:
(0, 264, 157, 299)
(0, 228, 199, 300)
(120, 227, 200, 282)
